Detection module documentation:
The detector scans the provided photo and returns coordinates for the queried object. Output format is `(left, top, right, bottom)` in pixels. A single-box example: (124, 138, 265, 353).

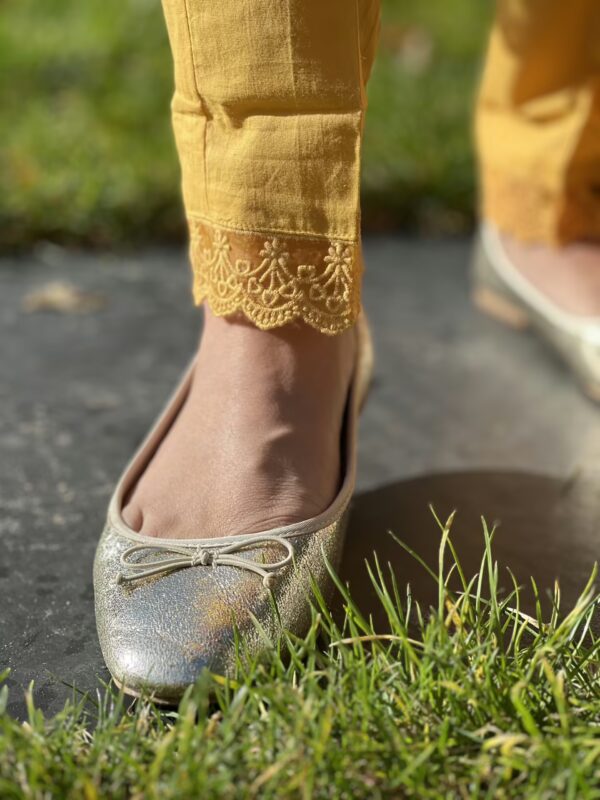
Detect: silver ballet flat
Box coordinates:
(472, 223, 600, 402)
(94, 313, 373, 702)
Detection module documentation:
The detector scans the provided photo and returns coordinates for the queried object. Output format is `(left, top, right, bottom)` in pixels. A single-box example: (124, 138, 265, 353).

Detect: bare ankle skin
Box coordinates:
(122, 306, 356, 539)
(500, 232, 600, 317)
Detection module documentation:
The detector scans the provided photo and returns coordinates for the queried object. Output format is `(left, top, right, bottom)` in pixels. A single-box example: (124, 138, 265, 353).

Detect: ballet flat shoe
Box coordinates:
(93, 313, 373, 702)
(472, 223, 600, 403)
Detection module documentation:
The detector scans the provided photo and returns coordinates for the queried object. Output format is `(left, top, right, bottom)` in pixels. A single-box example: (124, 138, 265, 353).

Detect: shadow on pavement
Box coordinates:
(341, 470, 600, 631)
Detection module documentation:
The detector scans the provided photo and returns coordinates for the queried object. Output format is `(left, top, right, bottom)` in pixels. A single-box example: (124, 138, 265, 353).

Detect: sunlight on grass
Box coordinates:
(2, 510, 600, 798)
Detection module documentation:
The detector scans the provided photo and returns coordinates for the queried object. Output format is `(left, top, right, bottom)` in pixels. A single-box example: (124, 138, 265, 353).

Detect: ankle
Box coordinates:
(200, 306, 356, 381)
(499, 231, 600, 317)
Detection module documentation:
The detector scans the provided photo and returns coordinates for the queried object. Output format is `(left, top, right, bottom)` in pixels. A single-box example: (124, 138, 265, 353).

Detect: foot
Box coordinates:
(499, 231, 600, 316)
(122, 307, 356, 539)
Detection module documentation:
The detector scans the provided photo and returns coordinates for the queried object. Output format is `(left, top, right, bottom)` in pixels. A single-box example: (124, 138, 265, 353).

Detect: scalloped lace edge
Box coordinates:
(188, 218, 362, 334)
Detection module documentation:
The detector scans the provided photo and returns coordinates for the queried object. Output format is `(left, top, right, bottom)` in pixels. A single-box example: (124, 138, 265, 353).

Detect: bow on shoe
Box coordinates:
(116, 535, 294, 589)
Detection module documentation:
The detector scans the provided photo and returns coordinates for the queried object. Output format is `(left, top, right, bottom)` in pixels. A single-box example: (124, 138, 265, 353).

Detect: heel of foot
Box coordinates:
(583, 380, 600, 405)
(472, 286, 531, 331)
(356, 312, 374, 411)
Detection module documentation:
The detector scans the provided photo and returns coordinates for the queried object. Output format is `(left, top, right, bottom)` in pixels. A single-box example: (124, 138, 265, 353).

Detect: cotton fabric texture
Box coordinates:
(477, 0, 600, 246)
(161, 0, 381, 334)
(162, 0, 599, 335)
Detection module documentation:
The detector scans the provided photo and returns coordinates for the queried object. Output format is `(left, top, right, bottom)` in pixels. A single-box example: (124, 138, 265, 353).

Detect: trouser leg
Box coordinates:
(476, 0, 600, 244)
(161, 0, 381, 333)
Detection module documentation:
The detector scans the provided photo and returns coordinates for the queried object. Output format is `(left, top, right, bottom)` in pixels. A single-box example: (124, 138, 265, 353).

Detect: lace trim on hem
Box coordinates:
(189, 219, 362, 335)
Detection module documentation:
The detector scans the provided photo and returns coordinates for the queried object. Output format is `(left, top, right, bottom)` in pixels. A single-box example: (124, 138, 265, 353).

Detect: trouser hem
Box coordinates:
(189, 217, 362, 335)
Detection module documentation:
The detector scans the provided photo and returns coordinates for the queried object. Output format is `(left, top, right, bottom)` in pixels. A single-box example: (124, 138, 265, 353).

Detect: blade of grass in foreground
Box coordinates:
(2, 512, 600, 799)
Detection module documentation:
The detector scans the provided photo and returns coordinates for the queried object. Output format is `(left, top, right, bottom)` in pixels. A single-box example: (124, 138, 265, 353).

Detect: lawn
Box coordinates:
(0, 0, 492, 249)
(3, 517, 600, 798)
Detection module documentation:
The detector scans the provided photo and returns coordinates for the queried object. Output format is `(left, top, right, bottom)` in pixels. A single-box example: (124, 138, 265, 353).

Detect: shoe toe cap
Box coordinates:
(93, 520, 344, 700)
(93, 527, 286, 698)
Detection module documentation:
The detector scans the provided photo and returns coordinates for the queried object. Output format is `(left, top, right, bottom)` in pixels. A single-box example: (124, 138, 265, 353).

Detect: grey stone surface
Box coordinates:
(1, 237, 598, 719)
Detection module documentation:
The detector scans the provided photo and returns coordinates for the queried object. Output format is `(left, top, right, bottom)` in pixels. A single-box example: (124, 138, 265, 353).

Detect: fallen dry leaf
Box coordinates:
(22, 281, 107, 314)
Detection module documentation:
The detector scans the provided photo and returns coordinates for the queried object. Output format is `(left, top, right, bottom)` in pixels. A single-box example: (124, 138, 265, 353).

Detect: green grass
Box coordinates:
(362, 1, 492, 232)
(3, 512, 600, 798)
(0, 0, 492, 248)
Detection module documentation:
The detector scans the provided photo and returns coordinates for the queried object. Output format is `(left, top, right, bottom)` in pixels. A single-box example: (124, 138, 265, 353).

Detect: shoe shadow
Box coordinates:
(338, 470, 600, 631)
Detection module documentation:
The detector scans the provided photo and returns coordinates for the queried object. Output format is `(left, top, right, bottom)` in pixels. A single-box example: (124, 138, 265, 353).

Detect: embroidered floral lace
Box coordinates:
(189, 218, 362, 334)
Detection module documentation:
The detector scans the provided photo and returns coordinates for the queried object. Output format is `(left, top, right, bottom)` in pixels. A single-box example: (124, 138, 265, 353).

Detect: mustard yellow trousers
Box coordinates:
(161, 0, 599, 335)
(477, 0, 600, 247)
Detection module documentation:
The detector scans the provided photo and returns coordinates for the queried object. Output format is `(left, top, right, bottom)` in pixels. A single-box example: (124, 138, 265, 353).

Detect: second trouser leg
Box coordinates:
(161, 0, 380, 334)
(476, 0, 600, 245)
